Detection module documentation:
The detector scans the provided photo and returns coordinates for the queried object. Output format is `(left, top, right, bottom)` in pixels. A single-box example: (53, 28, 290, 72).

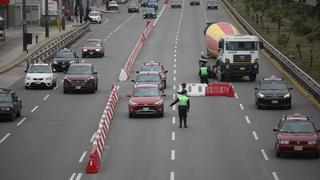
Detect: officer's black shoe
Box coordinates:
(184, 125, 188, 128)
(179, 125, 182, 128)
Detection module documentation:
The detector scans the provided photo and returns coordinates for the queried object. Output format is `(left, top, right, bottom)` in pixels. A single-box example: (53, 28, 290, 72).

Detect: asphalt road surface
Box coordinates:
(0, 1, 320, 180)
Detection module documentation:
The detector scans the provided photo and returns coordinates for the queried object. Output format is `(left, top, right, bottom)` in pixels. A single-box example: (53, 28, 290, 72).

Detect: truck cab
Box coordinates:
(217, 35, 260, 81)
(0, 16, 5, 41)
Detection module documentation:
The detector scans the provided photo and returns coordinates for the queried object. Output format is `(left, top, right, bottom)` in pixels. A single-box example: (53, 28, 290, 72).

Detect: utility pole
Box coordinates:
(22, 0, 27, 51)
(45, 0, 49, 37)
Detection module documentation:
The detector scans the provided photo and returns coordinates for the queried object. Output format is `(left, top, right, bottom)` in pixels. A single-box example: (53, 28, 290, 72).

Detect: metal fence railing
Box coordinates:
(221, 0, 320, 102)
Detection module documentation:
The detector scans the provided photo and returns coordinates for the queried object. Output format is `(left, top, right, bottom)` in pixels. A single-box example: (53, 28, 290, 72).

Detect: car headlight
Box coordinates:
(69, 60, 75, 64)
(64, 76, 71, 82)
(284, 93, 291, 98)
(1, 107, 11, 111)
(95, 49, 101, 52)
(83, 49, 88, 52)
(308, 140, 317, 145)
(279, 140, 290, 145)
(53, 60, 58, 64)
(154, 99, 163, 105)
(257, 92, 265, 98)
(129, 99, 138, 105)
(25, 76, 32, 80)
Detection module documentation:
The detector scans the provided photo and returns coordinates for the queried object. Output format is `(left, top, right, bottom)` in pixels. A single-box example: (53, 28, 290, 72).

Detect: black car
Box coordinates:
(128, 2, 140, 12)
(207, 0, 217, 9)
(0, 88, 22, 121)
(255, 76, 292, 109)
(143, 7, 156, 19)
(52, 48, 79, 71)
(190, 0, 200, 5)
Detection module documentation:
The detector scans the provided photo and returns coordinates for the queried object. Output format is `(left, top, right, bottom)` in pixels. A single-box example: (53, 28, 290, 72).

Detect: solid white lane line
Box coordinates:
(173, 85, 176, 90)
(272, 172, 280, 180)
(173, 105, 176, 111)
(171, 150, 175, 160)
(31, 106, 39, 113)
(153, 4, 167, 26)
(17, 117, 27, 126)
(75, 173, 83, 180)
(90, 132, 96, 142)
(0, 133, 10, 144)
(235, 93, 238, 99)
(173, 77, 176, 81)
(239, 104, 244, 110)
(103, 39, 107, 41)
(172, 117, 176, 124)
(69, 173, 76, 180)
(79, 151, 87, 163)
(172, 132, 175, 141)
(43, 94, 49, 101)
(174, 70, 176, 74)
(252, 131, 259, 140)
(261, 149, 269, 160)
(245, 116, 251, 124)
(170, 172, 175, 180)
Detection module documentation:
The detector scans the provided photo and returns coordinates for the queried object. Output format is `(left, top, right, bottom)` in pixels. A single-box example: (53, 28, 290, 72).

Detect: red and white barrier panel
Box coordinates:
(119, 20, 154, 82)
(177, 83, 235, 97)
(86, 85, 120, 174)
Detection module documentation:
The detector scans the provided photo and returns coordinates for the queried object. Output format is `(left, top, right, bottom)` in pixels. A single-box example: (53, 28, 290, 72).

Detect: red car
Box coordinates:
(273, 113, 320, 158)
(137, 61, 168, 89)
(81, 39, 105, 58)
(127, 83, 165, 118)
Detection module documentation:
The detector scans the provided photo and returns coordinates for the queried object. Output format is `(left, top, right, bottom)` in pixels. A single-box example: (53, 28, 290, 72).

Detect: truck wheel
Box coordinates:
(249, 74, 256, 81)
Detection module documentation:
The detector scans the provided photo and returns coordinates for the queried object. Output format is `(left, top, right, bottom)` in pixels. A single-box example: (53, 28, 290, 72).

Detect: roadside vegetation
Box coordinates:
(229, 0, 320, 82)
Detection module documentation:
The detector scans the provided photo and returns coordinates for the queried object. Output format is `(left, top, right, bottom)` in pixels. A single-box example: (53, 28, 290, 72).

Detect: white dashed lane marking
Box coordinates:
(173, 93, 176, 99)
(170, 172, 175, 180)
(261, 149, 269, 160)
(75, 173, 83, 180)
(69, 173, 76, 180)
(172, 132, 175, 141)
(174, 70, 176, 74)
(272, 172, 280, 180)
(53, 85, 59, 90)
(43, 94, 49, 101)
(239, 104, 244, 110)
(174, 64, 176, 68)
(31, 106, 39, 113)
(173, 77, 176, 81)
(174, 58, 176, 62)
(172, 117, 176, 124)
(235, 93, 238, 99)
(79, 151, 87, 163)
(173, 85, 176, 90)
(173, 105, 176, 111)
(17, 117, 27, 126)
(90, 132, 96, 142)
(245, 116, 251, 124)
(171, 150, 175, 160)
(252, 131, 259, 140)
(0, 133, 10, 144)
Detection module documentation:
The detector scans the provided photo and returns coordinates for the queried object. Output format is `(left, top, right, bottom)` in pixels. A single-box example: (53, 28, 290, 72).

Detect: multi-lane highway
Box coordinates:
(1, 0, 320, 180)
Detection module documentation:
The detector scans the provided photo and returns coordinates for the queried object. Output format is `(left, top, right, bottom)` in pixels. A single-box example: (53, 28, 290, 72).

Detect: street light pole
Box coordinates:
(45, 0, 49, 37)
(22, 0, 27, 51)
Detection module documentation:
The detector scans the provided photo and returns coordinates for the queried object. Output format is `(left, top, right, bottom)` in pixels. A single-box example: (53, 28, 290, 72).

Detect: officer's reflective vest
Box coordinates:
(178, 95, 189, 106)
(200, 66, 208, 75)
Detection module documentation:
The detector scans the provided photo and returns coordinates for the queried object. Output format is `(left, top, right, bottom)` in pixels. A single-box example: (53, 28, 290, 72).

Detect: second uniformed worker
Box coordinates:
(170, 88, 190, 128)
(199, 62, 209, 84)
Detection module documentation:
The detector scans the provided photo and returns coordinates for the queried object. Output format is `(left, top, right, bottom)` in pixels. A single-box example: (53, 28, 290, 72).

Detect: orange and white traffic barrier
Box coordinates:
(86, 85, 120, 174)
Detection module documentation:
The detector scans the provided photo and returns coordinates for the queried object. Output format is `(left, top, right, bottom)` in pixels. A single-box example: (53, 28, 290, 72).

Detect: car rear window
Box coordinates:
(55, 51, 74, 58)
(280, 121, 315, 133)
(28, 65, 51, 73)
(260, 81, 287, 90)
(141, 66, 161, 72)
(136, 74, 160, 82)
(68, 66, 92, 75)
(133, 87, 159, 97)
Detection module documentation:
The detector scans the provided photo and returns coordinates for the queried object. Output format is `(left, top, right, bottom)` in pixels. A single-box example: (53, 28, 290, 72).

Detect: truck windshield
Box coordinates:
(226, 41, 257, 51)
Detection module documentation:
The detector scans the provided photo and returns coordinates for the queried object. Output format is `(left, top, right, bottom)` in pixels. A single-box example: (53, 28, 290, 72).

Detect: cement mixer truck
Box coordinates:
(201, 22, 262, 81)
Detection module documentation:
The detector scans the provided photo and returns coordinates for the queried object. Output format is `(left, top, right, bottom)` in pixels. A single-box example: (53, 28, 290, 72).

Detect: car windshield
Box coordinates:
(0, 94, 12, 102)
(280, 121, 315, 133)
(141, 66, 161, 72)
(136, 74, 160, 82)
(67, 66, 92, 75)
(85, 42, 101, 47)
(226, 41, 258, 51)
(89, 12, 100, 16)
(260, 81, 287, 90)
(133, 87, 160, 97)
(144, 8, 155, 13)
(55, 51, 74, 58)
(109, 1, 117, 5)
(28, 65, 51, 73)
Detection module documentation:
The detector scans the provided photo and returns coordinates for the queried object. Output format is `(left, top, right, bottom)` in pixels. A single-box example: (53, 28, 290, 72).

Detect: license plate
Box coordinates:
(294, 146, 303, 151)
(61, 65, 66, 68)
(240, 67, 246, 70)
(272, 100, 278, 104)
(143, 107, 149, 111)
(36, 82, 41, 84)
(89, 52, 93, 54)
(75, 86, 81, 90)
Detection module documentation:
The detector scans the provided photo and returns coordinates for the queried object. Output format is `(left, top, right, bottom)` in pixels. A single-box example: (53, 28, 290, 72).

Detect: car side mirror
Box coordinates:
(273, 128, 278, 132)
(136, 71, 140, 73)
(164, 70, 168, 73)
(131, 80, 136, 83)
(254, 87, 258, 90)
(289, 87, 293, 90)
(93, 71, 98, 75)
(161, 93, 166, 97)
(24, 70, 27, 73)
(126, 94, 132, 97)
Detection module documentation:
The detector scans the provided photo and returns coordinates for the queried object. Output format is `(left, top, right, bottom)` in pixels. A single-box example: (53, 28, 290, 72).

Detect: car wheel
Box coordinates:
(158, 111, 164, 118)
(95, 82, 98, 90)
(10, 112, 15, 121)
(257, 104, 262, 109)
(287, 104, 291, 109)
(25, 86, 29, 89)
(249, 74, 256, 81)
(129, 112, 134, 118)
(276, 151, 281, 158)
(63, 89, 68, 94)
(314, 152, 319, 158)
(163, 80, 167, 89)
(16, 109, 21, 117)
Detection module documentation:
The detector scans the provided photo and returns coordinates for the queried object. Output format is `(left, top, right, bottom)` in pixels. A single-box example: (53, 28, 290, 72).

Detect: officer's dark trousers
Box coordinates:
(178, 105, 188, 126)
(200, 74, 209, 84)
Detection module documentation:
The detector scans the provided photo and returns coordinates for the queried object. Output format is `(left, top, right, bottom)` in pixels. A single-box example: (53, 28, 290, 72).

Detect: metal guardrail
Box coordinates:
(29, 22, 90, 64)
(221, 0, 320, 102)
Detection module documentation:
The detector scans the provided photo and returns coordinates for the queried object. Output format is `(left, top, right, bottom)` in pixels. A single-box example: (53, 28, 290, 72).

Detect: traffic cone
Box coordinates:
(227, 83, 235, 97)
(86, 153, 100, 173)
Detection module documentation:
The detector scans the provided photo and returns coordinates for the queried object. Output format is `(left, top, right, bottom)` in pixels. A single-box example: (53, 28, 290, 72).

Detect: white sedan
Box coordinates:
(25, 63, 57, 89)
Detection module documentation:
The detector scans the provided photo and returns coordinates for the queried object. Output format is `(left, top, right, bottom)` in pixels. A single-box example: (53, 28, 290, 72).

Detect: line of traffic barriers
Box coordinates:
(178, 83, 235, 97)
(86, 85, 120, 173)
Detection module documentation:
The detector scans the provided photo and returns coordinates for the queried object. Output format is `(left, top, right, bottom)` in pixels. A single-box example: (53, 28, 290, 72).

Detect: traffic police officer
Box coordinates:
(170, 86, 190, 128)
(199, 62, 209, 84)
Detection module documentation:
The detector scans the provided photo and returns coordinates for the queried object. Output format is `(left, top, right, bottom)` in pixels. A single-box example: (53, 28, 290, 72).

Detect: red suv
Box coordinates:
(273, 113, 320, 158)
(137, 61, 168, 89)
(127, 83, 165, 118)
